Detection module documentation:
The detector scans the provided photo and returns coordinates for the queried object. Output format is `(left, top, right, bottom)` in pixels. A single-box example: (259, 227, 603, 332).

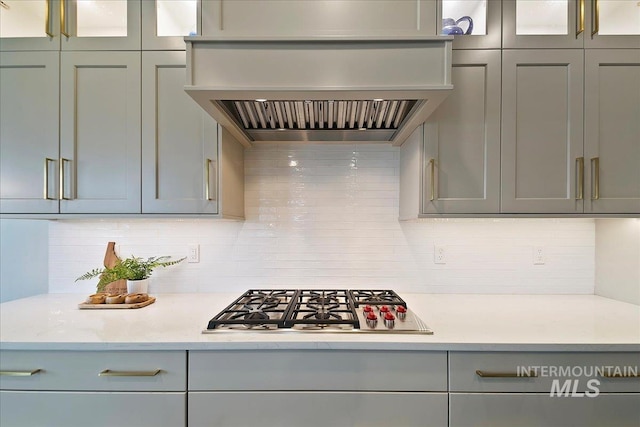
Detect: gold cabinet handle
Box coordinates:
(0, 369, 42, 377)
(60, 0, 70, 37)
(43, 158, 56, 200)
(59, 158, 71, 200)
(45, 0, 54, 37)
(428, 158, 435, 201)
(476, 370, 538, 378)
(99, 369, 162, 377)
(591, 0, 599, 37)
(576, 0, 585, 37)
(205, 158, 217, 201)
(576, 157, 584, 200)
(591, 157, 600, 200)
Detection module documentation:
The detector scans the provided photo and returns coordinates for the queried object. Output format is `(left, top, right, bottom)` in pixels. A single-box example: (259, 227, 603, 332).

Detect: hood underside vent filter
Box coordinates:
(221, 99, 418, 142)
(185, 36, 453, 147)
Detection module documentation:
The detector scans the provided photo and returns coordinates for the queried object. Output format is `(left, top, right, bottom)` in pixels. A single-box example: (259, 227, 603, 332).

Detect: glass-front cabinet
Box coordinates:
(0, 0, 61, 50)
(142, 0, 199, 50)
(438, 0, 502, 48)
(0, 0, 141, 51)
(584, 0, 640, 48)
(504, 0, 639, 48)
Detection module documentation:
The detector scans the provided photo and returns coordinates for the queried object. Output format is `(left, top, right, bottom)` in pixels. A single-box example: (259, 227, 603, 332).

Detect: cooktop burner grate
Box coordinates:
(285, 290, 359, 329)
(206, 289, 297, 330)
(348, 289, 406, 308)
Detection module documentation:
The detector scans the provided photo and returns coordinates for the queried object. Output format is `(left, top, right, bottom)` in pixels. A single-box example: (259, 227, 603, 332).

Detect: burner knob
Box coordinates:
(363, 305, 373, 313)
(379, 305, 390, 313)
(366, 312, 378, 328)
(396, 305, 407, 320)
(383, 312, 395, 329)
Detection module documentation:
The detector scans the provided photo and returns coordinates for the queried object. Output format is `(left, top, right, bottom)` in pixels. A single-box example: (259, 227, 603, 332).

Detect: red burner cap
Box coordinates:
(366, 312, 378, 320)
(384, 312, 395, 320)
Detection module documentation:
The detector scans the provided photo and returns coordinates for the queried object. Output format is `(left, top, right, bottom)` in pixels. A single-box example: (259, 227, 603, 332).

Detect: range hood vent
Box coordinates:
(185, 36, 453, 147)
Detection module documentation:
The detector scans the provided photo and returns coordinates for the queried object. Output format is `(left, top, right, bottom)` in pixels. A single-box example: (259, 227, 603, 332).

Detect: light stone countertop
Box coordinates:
(1, 293, 639, 351)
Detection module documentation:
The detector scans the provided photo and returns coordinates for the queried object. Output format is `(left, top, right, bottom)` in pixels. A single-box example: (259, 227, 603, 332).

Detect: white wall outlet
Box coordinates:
(188, 244, 200, 263)
(533, 246, 545, 265)
(434, 245, 446, 264)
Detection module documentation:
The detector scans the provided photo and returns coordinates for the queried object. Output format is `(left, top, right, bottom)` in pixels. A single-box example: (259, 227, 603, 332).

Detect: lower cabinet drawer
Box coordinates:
(189, 350, 447, 391)
(0, 350, 186, 391)
(0, 390, 186, 427)
(189, 391, 448, 427)
(450, 352, 640, 393)
(450, 393, 640, 427)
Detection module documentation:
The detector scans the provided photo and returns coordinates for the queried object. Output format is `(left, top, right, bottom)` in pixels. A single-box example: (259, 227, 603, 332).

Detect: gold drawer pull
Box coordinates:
(601, 373, 640, 378)
(476, 370, 538, 378)
(0, 369, 42, 377)
(99, 369, 161, 377)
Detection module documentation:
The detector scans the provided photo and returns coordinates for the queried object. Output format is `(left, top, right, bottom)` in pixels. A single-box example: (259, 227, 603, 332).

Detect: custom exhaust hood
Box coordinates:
(185, 36, 453, 147)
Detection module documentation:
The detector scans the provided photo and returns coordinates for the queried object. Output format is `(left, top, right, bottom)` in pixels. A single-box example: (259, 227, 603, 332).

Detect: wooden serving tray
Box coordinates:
(78, 296, 156, 309)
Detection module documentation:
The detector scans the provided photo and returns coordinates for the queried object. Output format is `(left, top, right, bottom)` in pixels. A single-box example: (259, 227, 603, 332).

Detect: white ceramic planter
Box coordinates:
(126, 278, 149, 294)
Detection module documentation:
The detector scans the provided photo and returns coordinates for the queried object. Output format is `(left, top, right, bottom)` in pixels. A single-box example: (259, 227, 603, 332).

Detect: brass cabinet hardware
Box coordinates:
(43, 158, 56, 200)
(476, 370, 538, 378)
(576, 0, 585, 37)
(576, 157, 584, 200)
(59, 158, 71, 200)
(45, 0, 54, 37)
(99, 369, 162, 377)
(428, 158, 435, 201)
(60, 0, 70, 37)
(591, 0, 599, 37)
(591, 157, 600, 200)
(0, 369, 42, 376)
(205, 158, 212, 201)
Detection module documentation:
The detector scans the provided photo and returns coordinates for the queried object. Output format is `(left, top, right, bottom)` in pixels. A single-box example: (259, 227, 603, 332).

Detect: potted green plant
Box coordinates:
(76, 255, 186, 294)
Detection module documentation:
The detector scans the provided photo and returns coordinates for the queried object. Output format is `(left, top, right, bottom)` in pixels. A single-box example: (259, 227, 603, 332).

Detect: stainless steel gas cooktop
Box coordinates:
(202, 289, 433, 335)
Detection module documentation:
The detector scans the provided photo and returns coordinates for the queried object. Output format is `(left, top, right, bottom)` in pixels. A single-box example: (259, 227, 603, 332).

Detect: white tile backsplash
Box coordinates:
(49, 144, 595, 295)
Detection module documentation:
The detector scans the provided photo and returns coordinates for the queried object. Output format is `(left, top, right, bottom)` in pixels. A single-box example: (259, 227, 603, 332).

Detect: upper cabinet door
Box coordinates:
(59, 51, 141, 214)
(584, 0, 640, 48)
(0, 51, 60, 214)
(584, 50, 640, 214)
(142, 51, 219, 214)
(501, 50, 584, 214)
(503, 0, 585, 48)
(60, 0, 141, 50)
(142, 0, 199, 50)
(423, 50, 501, 213)
(438, 0, 502, 49)
(202, 0, 437, 36)
(0, 0, 61, 51)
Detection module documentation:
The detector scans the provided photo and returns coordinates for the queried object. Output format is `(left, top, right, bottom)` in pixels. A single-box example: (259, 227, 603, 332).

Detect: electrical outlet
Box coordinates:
(533, 246, 545, 265)
(188, 244, 200, 263)
(434, 245, 446, 264)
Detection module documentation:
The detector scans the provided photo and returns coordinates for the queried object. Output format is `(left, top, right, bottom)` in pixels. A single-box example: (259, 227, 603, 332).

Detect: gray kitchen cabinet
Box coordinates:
(0, 0, 62, 51)
(449, 351, 640, 427)
(0, 350, 187, 427)
(583, 0, 640, 49)
(421, 49, 501, 214)
(60, 0, 141, 51)
(142, 51, 219, 214)
(438, 0, 502, 49)
(59, 51, 141, 214)
(503, 0, 585, 49)
(202, 0, 438, 36)
(142, 0, 200, 50)
(0, 51, 60, 214)
(584, 49, 640, 214)
(501, 49, 585, 214)
(188, 350, 448, 427)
